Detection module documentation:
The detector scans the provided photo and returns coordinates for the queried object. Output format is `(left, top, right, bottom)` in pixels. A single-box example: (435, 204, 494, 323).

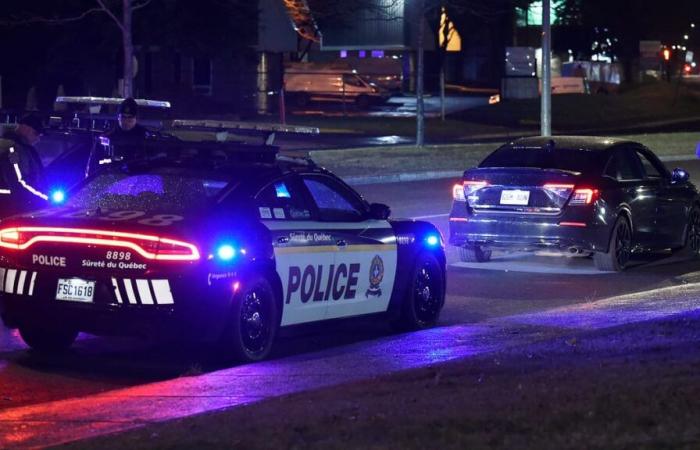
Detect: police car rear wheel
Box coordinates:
(396, 252, 444, 330)
(18, 322, 78, 353)
(226, 275, 278, 362)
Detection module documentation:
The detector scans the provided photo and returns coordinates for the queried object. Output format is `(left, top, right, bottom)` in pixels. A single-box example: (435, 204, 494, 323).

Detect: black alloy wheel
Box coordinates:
(225, 275, 278, 362)
(459, 245, 492, 263)
(686, 206, 700, 257)
(394, 252, 445, 330)
(594, 216, 632, 271)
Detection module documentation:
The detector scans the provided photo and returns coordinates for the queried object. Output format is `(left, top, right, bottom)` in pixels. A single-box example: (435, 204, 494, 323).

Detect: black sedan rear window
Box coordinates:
(66, 169, 230, 212)
(479, 146, 603, 173)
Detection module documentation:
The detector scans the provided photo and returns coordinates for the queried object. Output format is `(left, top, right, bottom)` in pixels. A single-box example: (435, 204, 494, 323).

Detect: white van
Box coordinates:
(284, 66, 390, 109)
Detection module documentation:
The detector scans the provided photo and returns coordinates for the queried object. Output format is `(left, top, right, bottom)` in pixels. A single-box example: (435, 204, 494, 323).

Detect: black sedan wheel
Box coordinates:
(684, 206, 700, 258)
(394, 252, 445, 330)
(594, 216, 632, 271)
(19, 322, 78, 353)
(223, 275, 278, 362)
(459, 245, 492, 263)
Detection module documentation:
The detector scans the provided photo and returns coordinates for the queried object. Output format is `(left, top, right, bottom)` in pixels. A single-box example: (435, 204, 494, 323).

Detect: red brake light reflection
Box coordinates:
(0, 227, 200, 261)
(452, 184, 466, 201)
(570, 188, 598, 205)
(463, 180, 488, 197)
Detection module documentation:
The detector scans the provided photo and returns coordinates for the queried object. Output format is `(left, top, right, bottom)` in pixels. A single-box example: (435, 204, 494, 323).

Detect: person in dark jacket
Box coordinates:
(86, 97, 150, 176)
(0, 114, 47, 218)
(107, 97, 149, 161)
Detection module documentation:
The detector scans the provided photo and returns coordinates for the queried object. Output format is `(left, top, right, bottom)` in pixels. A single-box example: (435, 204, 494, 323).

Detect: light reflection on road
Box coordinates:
(3, 281, 700, 448)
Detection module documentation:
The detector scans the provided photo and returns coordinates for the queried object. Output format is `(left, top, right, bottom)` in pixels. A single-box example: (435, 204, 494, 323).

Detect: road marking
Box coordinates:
(412, 213, 449, 220)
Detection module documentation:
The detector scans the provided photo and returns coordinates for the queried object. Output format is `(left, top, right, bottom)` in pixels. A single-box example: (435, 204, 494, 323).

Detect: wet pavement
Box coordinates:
(3, 160, 700, 447)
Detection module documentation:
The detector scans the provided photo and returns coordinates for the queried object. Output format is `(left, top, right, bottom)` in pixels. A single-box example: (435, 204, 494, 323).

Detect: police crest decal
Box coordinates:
(366, 255, 384, 297)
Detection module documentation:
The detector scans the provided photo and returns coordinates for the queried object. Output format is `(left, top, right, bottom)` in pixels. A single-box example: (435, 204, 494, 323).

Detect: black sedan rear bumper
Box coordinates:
(449, 205, 611, 253)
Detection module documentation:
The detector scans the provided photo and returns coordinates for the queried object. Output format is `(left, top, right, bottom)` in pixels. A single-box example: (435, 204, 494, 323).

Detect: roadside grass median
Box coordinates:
(310, 132, 700, 180)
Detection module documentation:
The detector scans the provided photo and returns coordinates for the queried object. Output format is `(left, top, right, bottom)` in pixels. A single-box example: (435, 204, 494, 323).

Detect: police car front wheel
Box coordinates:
(222, 275, 279, 362)
(395, 252, 444, 331)
(18, 322, 78, 353)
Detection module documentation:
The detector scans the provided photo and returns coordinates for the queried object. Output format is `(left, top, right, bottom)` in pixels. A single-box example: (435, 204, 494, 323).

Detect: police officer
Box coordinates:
(0, 115, 47, 218)
(86, 97, 150, 176)
(108, 97, 149, 161)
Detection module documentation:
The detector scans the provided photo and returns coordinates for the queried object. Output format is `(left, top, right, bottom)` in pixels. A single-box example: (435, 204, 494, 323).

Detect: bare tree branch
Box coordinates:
(95, 0, 125, 32)
(0, 7, 104, 26)
(132, 0, 153, 12)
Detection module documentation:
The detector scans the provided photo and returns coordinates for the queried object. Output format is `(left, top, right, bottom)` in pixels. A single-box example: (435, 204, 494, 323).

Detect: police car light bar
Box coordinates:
(171, 119, 319, 135)
(0, 227, 199, 261)
(55, 96, 172, 109)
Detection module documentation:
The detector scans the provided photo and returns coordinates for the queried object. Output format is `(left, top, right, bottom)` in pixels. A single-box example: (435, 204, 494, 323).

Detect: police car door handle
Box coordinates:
(277, 236, 289, 245)
(336, 239, 347, 247)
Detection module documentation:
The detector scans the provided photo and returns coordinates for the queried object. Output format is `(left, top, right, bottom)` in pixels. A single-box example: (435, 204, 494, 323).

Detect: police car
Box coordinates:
(0, 130, 446, 361)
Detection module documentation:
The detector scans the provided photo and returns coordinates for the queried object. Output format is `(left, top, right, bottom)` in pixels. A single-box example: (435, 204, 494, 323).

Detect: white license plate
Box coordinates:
(500, 189, 530, 206)
(56, 278, 95, 303)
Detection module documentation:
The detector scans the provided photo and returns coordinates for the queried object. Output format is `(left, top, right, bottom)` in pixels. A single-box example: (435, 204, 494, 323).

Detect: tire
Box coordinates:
(221, 275, 279, 362)
(394, 252, 445, 331)
(19, 323, 78, 353)
(594, 216, 632, 271)
(355, 95, 370, 109)
(459, 245, 492, 263)
(683, 205, 700, 258)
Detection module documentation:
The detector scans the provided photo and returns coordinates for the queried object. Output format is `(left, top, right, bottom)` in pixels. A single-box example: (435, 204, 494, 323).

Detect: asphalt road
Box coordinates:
(3, 158, 700, 447)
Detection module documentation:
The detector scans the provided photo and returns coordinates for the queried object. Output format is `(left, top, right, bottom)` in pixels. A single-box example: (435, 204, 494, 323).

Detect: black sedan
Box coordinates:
(449, 136, 700, 271)
(0, 138, 446, 361)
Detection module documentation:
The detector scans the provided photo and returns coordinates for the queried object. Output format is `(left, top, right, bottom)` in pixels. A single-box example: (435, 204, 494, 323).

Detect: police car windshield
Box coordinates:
(66, 168, 229, 212)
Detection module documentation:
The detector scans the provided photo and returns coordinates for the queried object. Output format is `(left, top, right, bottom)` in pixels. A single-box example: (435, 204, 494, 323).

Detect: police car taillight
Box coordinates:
(0, 229, 20, 244)
(0, 227, 200, 261)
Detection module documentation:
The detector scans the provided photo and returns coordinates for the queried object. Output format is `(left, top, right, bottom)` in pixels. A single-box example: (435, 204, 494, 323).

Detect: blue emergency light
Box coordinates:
(216, 244, 237, 261)
(425, 234, 440, 247)
(50, 189, 66, 204)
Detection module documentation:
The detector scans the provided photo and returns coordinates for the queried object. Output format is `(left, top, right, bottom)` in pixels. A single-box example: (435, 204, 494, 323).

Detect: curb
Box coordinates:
(345, 170, 463, 186)
(345, 154, 696, 186)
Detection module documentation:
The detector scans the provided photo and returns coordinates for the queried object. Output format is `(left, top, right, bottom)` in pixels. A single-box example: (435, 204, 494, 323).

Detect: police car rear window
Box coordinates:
(67, 172, 229, 211)
(479, 147, 603, 173)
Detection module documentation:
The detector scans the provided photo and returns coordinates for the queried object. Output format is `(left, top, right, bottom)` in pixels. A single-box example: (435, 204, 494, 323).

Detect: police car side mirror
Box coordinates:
(369, 203, 391, 220)
(671, 168, 690, 184)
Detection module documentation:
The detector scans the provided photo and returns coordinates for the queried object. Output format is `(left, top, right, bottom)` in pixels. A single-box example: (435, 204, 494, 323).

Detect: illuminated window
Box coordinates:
(359, 50, 366, 58)
(340, 50, 348, 58)
(371, 50, 384, 58)
(516, 0, 565, 27)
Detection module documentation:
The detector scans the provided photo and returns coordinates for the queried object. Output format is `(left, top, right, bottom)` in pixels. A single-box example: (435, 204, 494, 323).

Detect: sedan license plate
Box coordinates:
(56, 278, 95, 303)
(500, 189, 530, 206)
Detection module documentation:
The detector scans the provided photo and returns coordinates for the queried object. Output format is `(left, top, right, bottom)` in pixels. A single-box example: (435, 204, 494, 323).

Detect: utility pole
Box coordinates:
(416, 0, 425, 147)
(540, 0, 551, 136)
